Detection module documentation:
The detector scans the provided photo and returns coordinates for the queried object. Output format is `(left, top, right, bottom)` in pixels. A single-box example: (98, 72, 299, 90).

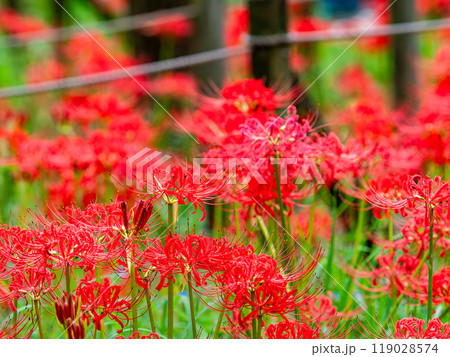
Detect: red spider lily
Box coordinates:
(149, 72, 198, 99)
(394, 318, 450, 339)
(401, 212, 450, 258)
(429, 267, 450, 305)
(0, 311, 33, 339)
(140, 13, 194, 39)
(337, 65, 384, 103)
(265, 320, 319, 339)
(349, 250, 424, 298)
(292, 207, 332, 244)
(115, 331, 160, 339)
(210, 249, 322, 328)
(364, 175, 450, 225)
(203, 107, 318, 215)
(13, 111, 154, 206)
(37, 223, 111, 271)
(363, 174, 408, 219)
(357, 317, 450, 339)
(26, 59, 65, 84)
(92, 0, 128, 16)
(180, 79, 295, 145)
(76, 277, 131, 333)
(51, 92, 137, 129)
(3, 267, 55, 303)
(225, 5, 248, 46)
(408, 266, 450, 306)
(417, 0, 450, 16)
(0, 8, 47, 36)
(138, 234, 249, 291)
(0, 226, 45, 272)
(136, 162, 226, 221)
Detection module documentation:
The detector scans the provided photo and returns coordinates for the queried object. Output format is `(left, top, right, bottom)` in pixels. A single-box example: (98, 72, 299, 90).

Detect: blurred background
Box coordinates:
(0, 0, 449, 222)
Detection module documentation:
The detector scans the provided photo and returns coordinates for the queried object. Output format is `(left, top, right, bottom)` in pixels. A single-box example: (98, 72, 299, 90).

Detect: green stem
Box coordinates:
(256, 215, 277, 256)
(213, 311, 224, 339)
(324, 188, 337, 291)
(129, 258, 139, 333)
(12, 300, 18, 338)
(351, 201, 366, 266)
(213, 204, 222, 238)
(251, 291, 257, 339)
(187, 273, 197, 339)
(168, 280, 174, 339)
(388, 214, 397, 321)
(256, 313, 263, 339)
(308, 188, 317, 240)
(101, 321, 107, 339)
(233, 202, 240, 237)
(273, 157, 288, 238)
(65, 264, 71, 297)
(92, 327, 96, 339)
(33, 300, 44, 339)
(167, 202, 175, 339)
(427, 207, 434, 322)
(95, 266, 102, 284)
(440, 306, 450, 319)
(145, 287, 156, 333)
(384, 252, 430, 328)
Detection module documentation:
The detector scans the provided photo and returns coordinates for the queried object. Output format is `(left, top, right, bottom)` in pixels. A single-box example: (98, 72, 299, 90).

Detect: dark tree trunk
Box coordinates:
(249, 0, 290, 86)
(130, 0, 190, 61)
(192, 0, 224, 88)
(392, 0, 418, 107)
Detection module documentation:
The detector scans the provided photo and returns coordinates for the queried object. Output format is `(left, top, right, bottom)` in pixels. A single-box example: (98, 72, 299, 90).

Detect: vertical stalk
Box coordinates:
(308, 188, 317, 240)
(13, 300, 18, 338)
(256, 313, 263, 339)
(187, 273, 197, 338)
(351, 201, 366, 266)
(65, 264, 71, 297)
(251, 291, 257, 339)
(324, 187, 337, 290)
(233, 202, 240, 237)
(95, 266, 102, 284)
(388, 213, 397, 320)
(213, 204, 222, 238)
(167, 202, 175, 339)
(33, 300, 44, 339)
(427, 207, 434, 322)
(129, 258, 139, 333)
(273, 157, 288, 237)
(213, 311, 224, 339)
(145, 287, 156, 333)
(167, 281, 174, 339)
(256, 215, 277, 257)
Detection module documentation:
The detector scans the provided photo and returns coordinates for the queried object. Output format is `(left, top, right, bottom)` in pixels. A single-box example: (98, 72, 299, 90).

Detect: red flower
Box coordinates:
(141, 14, 193, 39)
(364, 175, 450, 224)
(76, 277, 131, 333)
(394, 318, 450, 339)
(137, 162, 226, 221)
(265, 320, 319, 339)
(115, 331, 160, 339)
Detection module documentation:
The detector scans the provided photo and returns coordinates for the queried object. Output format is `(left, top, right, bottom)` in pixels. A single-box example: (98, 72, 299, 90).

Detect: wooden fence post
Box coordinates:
(392, 0, 418, 107)
(130, 0, 189, 60)
(193, 0, 225, 88)
(248, 0, 290, 86)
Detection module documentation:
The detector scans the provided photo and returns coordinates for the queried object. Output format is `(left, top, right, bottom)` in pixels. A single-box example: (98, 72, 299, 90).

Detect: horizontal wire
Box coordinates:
(0, 45, 249, 98)
(0, 5, 197, 49)
(0, 16, 449, 98)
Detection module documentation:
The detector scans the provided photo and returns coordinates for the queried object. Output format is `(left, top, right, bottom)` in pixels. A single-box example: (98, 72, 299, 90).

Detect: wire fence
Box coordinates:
(0, 5, 197, 49)
(0, 0, 320, 50)
(0, 14, 449, 98)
